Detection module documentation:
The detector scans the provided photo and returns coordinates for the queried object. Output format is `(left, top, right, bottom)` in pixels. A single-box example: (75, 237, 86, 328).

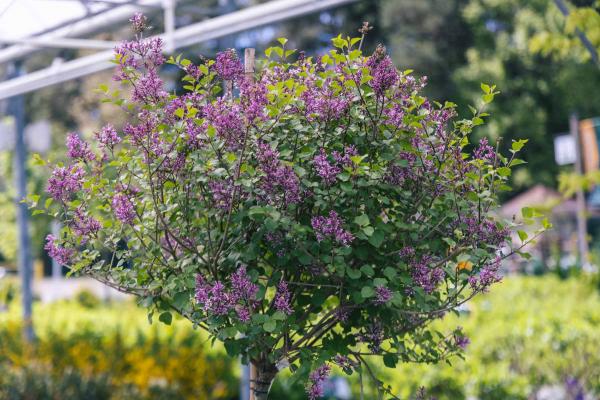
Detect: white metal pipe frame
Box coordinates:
(0, 0, 357, 100)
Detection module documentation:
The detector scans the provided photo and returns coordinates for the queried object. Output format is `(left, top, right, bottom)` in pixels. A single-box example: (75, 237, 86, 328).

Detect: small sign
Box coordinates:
(554, 133, 576, 165)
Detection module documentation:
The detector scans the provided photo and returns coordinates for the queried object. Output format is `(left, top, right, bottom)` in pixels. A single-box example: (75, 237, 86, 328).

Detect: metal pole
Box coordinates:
(240, 360, 250, 400)
(8, 61, 34, 342)
(571, 113, 589, 266)
(162, 0, 176, 54)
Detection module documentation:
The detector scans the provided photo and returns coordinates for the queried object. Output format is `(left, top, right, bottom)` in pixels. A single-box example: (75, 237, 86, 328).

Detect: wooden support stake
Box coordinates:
(245, 48, 255, 82)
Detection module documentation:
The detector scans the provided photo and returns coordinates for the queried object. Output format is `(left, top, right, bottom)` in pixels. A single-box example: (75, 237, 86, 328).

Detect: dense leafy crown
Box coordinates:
(34, 15, 545, 399)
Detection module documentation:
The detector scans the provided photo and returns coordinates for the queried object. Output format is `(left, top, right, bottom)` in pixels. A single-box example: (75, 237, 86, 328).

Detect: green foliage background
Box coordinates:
(1, 275, 599, 399)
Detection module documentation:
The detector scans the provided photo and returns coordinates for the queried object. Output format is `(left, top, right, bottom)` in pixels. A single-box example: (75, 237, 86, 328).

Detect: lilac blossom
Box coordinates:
(454, 331, 470, 350)
(204, 98, 245, 149)
(209, 179, 235, 210)
(129, 12, 147, 33)
(71, 208, 101, 242)
(132, 68, 167, 102)
(230, 265, 258, 302)
(256, 142, 301, 205)
(302, 78, 349, 122)
(306, 364, 331, 400)
(274, 281, 293, 315)
(44, 235, 73, 266)
(358, 321, 384, 353)
(47, 165, 85, 202)
(311, 210, 354, 245)
(473, 137, 495, 161)
(366, 45, 398, 96)
(240, 78, 268, 121)
(66, 133, 94, 161)
(313, 149, 341, 185)
(96, 124, 121, 147)
(374, 285, 393, 305)
(412, 256, 445, 294)
(214, 49, 243, 81)
(112, 193, 136, 224)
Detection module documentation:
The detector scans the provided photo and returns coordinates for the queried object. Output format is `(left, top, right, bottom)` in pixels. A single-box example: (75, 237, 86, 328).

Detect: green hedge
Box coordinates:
(0, 292, 238, 400)
(1, 276, 599, 399)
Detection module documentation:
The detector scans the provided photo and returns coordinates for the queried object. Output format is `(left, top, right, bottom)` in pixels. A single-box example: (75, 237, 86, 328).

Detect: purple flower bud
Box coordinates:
(66, 133, 94, 161)
(274, 281, 293, 315)
(96, 124, 121, 147)
(47, 165, 85, 202)
(44, 234, 73, 266)
(374, 285, 393, 305)
(112, 193, 136, 224)
(306, 364, 331, 400)
(311, 211, 354, 246)
(214, 49, 243, 81)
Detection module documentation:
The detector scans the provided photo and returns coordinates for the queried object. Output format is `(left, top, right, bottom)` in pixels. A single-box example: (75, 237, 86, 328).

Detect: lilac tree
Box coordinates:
(32, 16, 547, 399)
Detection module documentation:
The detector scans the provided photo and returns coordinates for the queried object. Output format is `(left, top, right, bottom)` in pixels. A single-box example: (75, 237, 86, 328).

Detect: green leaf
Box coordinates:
(383, 353, 398, 368)
(263, 320, 277, 333)
(361, 286, 375, 298)
(32, 153, 46, 166)
(362, 226, 375, 237)
(497, 167, 511, 177)
(368, 230, 385, 248)
(511, 139, 528, 152)
(277, 37, 288, 46)
(354, 214, 370, 227)
(347, 268, 362, 279)
(517, 230, 528, 242)
(158, 311, 172, 325)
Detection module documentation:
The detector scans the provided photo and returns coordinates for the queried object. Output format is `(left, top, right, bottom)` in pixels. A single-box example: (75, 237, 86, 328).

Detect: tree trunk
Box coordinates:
(250, 361, 278, 400)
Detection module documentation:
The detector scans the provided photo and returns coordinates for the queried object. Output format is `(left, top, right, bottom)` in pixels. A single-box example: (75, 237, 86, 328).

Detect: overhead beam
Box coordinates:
(0, 0, 356, 100)
(0, 37, 116, 50)
(0, 0, 163, 65)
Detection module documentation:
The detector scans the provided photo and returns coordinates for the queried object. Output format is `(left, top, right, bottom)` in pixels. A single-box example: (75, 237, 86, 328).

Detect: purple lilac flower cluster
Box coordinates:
(274, 281, 293, 315)
(463, 217, 509, 247)
(114, 37, 164, 79)
(71, 208, 101, 243)
(44, 235, 73, 266)
(302, 78, 349, 122)
(204, 98, 245, 150)
(112, 193, 136, 224)
(473, 137, 495, 161)
(453, 328, 470, 350)
(312, 146, 357, 185)
(358, 321, 385, 353)
(47, 165, 85, 202)
(469, 256, 502, 292)
(366, 45, 398, 97)
(195, 266, 258, 322)
(132, 68, 167, 102)
(95, 124, 121, 148)
(374, 285, 393, 305)
(311, 210, 354, 246)
(66, 133, 95, 161)
(214, 49, 243, 81)
(306, 364, 331, 400)
(412, 256, 445, 294)
(208, 179, 235, 210)
(239, 78, 268, 122)
(385, 152, 418, 186)
(256, 142, 301, 205)
(129, 12, 147, 33)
